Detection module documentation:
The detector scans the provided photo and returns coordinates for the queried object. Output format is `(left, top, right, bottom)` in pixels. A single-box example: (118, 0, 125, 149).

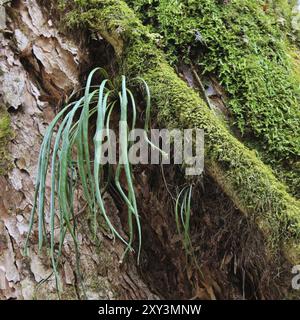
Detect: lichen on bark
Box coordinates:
(0, 106, 12, 176)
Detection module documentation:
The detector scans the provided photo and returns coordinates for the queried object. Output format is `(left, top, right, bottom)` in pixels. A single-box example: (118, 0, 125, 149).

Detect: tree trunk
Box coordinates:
(0, 0, 298, 300)
(0, 0, 156, 300)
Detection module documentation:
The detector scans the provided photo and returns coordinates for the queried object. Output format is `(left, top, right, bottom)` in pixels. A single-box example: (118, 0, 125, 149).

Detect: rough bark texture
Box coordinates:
(0, 0, 156, 300)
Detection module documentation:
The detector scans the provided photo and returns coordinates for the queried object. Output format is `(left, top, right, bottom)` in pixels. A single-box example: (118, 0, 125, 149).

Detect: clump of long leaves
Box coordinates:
(24, 68, 154, 288)
(175, 185, 202, 276)
(175, 185, 193, 255)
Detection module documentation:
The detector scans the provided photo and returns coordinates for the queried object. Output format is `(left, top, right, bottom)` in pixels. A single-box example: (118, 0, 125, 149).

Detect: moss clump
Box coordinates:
(126, 0, 300, 197)
(0, 106, 12, 175)
(60, 0, 300, 264)
(61, 0, 143, 56)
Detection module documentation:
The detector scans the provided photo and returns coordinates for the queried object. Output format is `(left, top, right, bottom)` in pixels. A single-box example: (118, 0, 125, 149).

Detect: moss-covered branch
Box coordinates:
(127, 0, 300, 198)
(62, 0, 300, 264)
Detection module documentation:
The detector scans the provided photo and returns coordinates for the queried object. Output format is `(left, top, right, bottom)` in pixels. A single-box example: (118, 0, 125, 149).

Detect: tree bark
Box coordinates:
(0, 0, 156, 300)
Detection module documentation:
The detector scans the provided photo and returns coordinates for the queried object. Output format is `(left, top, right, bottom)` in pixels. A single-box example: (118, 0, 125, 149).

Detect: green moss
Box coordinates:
(126, 0, 300, 198)
(0, 106, 12, 175)
(61, 0, 144, 55)
(60, 0, 300, 264)
(128, 57, 300, 258)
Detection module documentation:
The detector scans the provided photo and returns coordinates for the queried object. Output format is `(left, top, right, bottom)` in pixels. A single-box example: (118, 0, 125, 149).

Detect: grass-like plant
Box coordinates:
(175, 184, 203, 277)
(24, 69, 156, 293)
(175, 185, 193, 255)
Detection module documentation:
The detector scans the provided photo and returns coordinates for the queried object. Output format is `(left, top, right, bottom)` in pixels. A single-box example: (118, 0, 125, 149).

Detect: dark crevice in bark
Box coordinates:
(120, 164, 293, 299)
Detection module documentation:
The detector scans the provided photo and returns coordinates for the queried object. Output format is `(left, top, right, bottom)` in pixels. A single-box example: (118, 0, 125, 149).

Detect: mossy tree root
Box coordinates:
(62, 0, 300, 265)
